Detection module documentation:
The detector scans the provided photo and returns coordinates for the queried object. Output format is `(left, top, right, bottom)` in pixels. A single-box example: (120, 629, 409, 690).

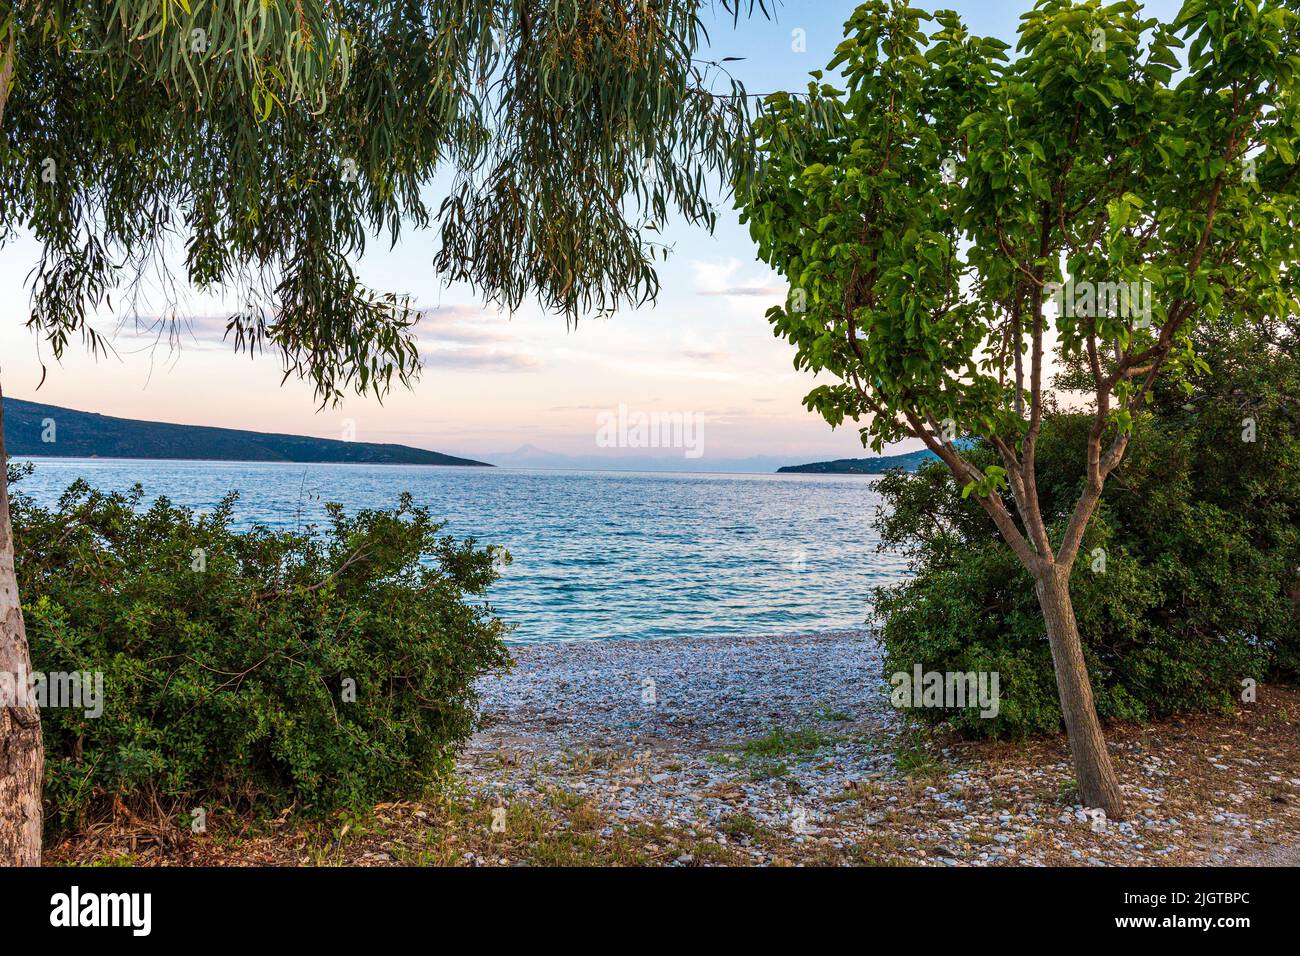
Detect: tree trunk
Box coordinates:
(0, 382, 43, 866)
(1035, 563, 1126, 820)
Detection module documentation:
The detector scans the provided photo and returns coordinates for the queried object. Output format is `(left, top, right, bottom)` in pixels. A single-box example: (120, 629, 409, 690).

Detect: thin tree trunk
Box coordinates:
(1035, 563, 1125, 820)
(0, 381, 43, 866)
(0, 32, 14, 125)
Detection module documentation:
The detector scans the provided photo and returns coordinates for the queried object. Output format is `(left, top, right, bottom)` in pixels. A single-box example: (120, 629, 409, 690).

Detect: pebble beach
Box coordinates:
(454, 629, 1300, 867)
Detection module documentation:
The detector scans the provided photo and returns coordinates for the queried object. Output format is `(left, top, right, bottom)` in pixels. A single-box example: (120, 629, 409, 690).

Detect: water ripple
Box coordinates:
(14, 460, 911, 644)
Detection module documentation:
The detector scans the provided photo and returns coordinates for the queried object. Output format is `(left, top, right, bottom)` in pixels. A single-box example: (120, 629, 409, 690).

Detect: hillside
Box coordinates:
(2, 398, 491, 467)
(776, 449, 937, 474)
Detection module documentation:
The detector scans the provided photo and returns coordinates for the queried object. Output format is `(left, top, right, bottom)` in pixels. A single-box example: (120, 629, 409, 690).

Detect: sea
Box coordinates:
(11, 459, 910, 644)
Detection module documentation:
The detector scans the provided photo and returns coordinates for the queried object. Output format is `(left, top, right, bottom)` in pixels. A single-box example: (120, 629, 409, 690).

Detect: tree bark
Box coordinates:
(1035, 563, 1126, 820)
(0, 381, 43, 866)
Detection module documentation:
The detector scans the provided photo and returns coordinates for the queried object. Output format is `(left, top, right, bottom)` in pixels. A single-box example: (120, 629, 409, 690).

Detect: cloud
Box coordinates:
(118, 306, 541, 372)
(697, 286, 786, 297)
(420, 348, 542, 371)
(419, 324, 513, 345)
(414, 305, 517, 344)
(418, 304, 500, 320)
(125, 304, 513, 339)
(413, 305, 541, 371)
(548, 346, 739, 382)
(681, 348, 726, 361)
(677, 329, 730, 364)
(689, 258, 786, 310)
(118, 313, 236, 344)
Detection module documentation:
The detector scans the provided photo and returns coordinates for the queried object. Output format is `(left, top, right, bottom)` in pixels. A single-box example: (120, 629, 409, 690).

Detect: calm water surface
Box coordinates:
(14, 459, 909, 644)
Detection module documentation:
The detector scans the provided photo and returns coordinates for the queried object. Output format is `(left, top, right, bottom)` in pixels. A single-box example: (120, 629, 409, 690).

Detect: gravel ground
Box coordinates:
(472, 628, 891, 749)
(459, 629, 896, 863)
(455, 629, 1300, 867)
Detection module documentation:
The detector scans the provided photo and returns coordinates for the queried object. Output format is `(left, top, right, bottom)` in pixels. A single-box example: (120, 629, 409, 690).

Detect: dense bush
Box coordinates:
(9, 475, 513, 835)
(873, 321, 1299, 738)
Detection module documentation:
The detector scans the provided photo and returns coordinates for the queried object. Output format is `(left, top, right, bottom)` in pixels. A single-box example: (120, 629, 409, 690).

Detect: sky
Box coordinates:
(0, 0, 1185, 468)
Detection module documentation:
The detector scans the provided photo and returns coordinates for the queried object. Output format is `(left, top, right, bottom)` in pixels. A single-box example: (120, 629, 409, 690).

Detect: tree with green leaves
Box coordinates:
(737, 0, 1299, 817)
(0, 0, 768, 866)
(872, 316, 1299, 738)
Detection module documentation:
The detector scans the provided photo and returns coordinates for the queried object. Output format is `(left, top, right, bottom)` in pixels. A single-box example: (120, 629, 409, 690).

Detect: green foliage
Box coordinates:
(1, 1, 774, 403)
(736, 0, 1300, 766)
(737, 0, 1300, 455)
(7, 472, 513, 835)
(873, 322, 1300, 737)
(741, 725, 834, 759)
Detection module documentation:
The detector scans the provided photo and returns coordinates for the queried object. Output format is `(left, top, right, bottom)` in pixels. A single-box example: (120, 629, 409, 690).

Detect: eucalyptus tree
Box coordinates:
(737, 0, 1299, 816)
(0, 0, 768, 865)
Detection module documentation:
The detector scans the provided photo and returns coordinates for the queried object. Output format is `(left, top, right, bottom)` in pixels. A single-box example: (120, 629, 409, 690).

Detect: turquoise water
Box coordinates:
(12, 459, 909, 644)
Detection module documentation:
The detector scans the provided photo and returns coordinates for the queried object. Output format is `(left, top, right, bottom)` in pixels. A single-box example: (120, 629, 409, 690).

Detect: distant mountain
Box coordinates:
(777, 449, 938, 474)
(2, 398, 491, 467)
(487, 445, 797, 474)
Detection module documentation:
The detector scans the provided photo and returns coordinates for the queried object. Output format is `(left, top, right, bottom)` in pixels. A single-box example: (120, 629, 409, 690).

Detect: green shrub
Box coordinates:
(9, 474, 513, 836)
(873, 321, 1299, 738)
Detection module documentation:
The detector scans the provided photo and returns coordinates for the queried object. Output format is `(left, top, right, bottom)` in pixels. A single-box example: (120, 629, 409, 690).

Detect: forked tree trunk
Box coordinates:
(1034, 562, 1125, 819)
(0, 383, 43, 866)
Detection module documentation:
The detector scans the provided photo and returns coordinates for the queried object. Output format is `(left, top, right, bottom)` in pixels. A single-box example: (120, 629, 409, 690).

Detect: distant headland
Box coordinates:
(777, 449, 937, 474)
(2, 397, 492, 467)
